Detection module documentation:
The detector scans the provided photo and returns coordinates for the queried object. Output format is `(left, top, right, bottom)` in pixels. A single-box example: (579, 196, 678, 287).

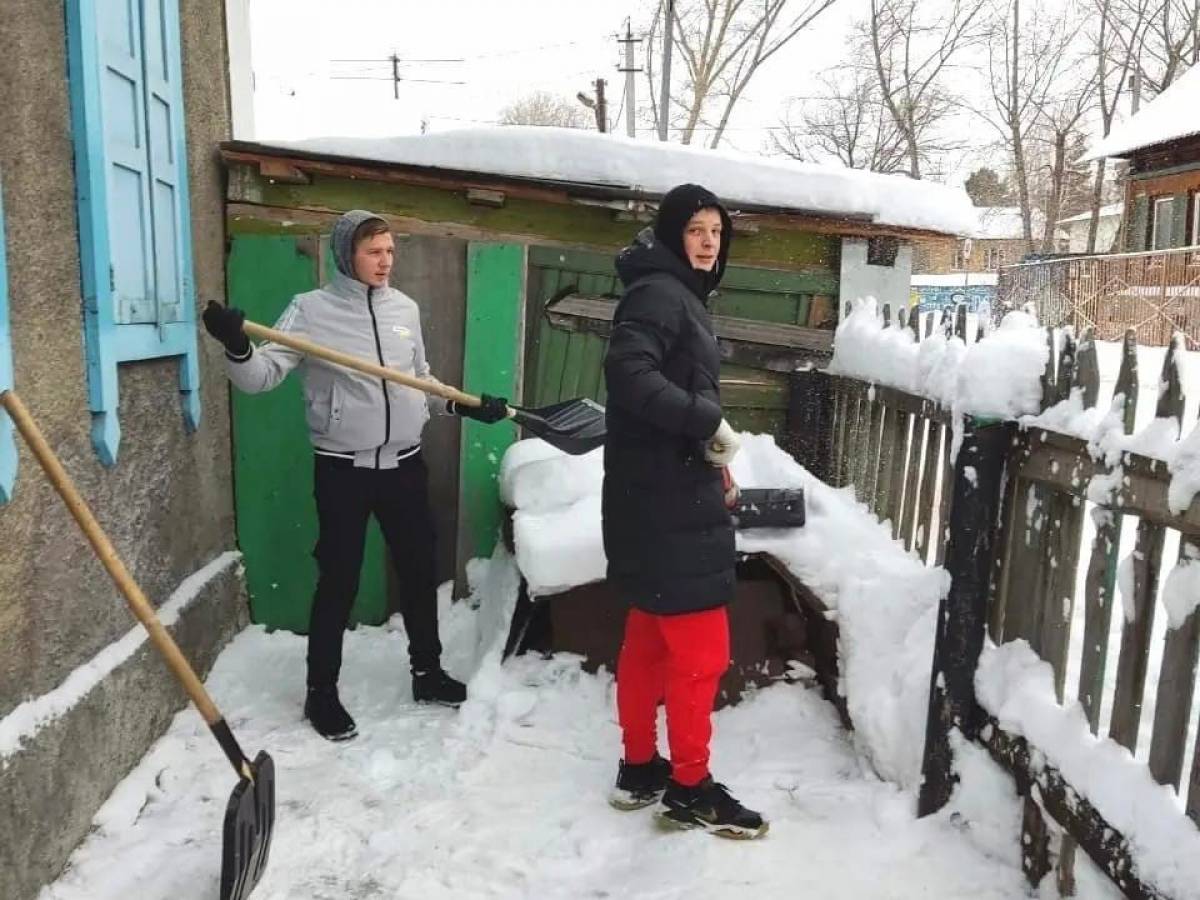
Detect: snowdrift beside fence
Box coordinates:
(501, 434, 949, 791)
(979, 639, 1200, 899)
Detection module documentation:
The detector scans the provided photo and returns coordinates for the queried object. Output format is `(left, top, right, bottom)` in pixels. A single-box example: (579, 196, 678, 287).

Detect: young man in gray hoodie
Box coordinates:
(203, 210, 507, 741)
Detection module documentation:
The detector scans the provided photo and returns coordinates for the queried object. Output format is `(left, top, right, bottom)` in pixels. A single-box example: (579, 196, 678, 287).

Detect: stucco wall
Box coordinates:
(0, 2, 244, 897)
(839, 237, 914, 313)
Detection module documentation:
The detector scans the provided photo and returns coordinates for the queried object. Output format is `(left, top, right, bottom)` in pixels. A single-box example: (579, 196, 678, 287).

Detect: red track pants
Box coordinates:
(616, 606, 730, 787)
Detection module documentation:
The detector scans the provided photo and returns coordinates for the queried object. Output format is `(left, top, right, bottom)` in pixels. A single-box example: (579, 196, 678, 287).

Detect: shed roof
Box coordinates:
(1084, 65, 1200, 160)
(242, 127, 975, 237)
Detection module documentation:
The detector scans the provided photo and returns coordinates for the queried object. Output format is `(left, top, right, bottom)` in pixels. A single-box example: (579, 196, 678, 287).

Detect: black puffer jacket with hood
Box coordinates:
(601, 184, 736, 615)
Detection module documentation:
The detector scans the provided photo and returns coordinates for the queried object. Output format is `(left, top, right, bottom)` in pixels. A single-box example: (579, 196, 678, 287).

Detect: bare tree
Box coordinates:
(498, 91, 590, 129)
(1031, 54, 1098, 251)
(769, 68, 909, 172)
(865, 0, 990, 179)
(1084, 0, 1152, 250)
(982, 0, 1075, 252)
(1107, 0, 1200, 97)
(643, 0, 840, 147)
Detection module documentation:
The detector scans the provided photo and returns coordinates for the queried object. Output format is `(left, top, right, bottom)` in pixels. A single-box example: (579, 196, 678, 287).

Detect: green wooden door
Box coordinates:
(226, 234, 388, 632)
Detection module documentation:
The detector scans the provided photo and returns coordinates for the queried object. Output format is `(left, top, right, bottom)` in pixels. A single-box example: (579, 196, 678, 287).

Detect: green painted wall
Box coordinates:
(458, 243, 525, 560)
(524, 245, 807, 437)
(227, 234, 388, 631)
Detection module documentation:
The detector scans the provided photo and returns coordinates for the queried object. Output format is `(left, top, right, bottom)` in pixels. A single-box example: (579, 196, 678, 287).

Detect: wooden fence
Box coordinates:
(997, 246, 1200, 349)
(790, 307, 1200, 899)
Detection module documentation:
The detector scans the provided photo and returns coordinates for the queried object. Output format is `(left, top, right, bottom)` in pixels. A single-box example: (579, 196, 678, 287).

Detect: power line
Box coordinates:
(329, 76, 466, 85)
(330, 58, 464, 64)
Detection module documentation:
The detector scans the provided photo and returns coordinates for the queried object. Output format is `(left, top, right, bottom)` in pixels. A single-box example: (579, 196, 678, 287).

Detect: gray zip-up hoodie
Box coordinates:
(227, 210, 446, 469)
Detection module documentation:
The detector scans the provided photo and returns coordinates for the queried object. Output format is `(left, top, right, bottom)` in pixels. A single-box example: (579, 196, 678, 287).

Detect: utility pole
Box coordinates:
(617, 20, 643, 138)
(391, 53, 400, 99)
(594, 78, 608, 132)
(658, 0, 674, 140)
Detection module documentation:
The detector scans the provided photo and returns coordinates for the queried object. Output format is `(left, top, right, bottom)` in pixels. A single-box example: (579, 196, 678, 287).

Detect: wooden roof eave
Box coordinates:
(219, 140, 960, 242)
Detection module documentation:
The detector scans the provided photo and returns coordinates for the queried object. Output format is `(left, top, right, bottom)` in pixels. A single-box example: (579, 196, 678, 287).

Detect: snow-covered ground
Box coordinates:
(42, 549, 1040, 900)
(36, 308, 1198, 899)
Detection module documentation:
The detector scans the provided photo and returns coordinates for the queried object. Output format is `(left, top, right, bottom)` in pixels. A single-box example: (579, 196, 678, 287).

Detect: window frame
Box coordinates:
(1151, 196, 1176, 250)
(1191, 191, 1200, 247)
(65, 0, 201, 466)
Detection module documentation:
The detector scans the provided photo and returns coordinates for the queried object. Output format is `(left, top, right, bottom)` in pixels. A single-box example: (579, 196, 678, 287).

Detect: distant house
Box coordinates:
(914, 206, 1060, 275)
(1057, 203, 1123, 254)
(996, 65, 1200, 347)
(1085, 63, 1200, 251)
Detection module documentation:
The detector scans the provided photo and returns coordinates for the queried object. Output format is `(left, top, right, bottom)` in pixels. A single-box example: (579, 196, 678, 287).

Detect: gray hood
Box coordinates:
(331, 209, 386, 280)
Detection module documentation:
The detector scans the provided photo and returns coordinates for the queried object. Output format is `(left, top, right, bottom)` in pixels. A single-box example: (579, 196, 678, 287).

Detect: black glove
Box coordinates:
(202, 301, 250, 357)
(450, 394, 509, 424)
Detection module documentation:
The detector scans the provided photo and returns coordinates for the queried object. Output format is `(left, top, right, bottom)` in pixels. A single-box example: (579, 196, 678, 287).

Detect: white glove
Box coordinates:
(705, 418, 740, 467)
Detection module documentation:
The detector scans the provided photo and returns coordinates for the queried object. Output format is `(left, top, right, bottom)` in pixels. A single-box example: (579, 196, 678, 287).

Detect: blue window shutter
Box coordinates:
(141, 0, 188, 326)
(0, 173, 16, 503)
(99, 0, 156, 325)
(68, 0, 201, 464)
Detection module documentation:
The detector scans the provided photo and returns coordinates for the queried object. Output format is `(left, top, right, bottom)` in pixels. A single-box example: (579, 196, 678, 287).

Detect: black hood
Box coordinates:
(615, 184, 733, 301)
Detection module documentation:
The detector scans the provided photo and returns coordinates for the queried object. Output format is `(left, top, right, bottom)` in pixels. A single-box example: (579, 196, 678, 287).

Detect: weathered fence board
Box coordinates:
(1111, 341, 1184, 753)
(809, 303, 1200, 900)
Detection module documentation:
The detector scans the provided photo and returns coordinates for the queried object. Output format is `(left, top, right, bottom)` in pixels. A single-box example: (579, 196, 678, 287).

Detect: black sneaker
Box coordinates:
(412, 668, 467, 707)
(303, 686, 358, 742)
(609, 755, 672, 811)
(656, 776, 769, 839)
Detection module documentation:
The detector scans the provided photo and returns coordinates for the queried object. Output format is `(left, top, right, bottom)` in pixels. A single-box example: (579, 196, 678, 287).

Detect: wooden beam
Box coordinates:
(918, 420, 1014, 816)
(979, 719, 1171, 900)
(757, 554, 851, 728)
(1018, 427, 1200, 537)
(542, 294, 836, 358)
(466, 188, 506, 208)
(258, 158, 310, 184)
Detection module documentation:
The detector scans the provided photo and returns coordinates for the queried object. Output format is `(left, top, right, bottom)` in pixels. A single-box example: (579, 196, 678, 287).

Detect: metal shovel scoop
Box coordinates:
(0, 391, 275, 900)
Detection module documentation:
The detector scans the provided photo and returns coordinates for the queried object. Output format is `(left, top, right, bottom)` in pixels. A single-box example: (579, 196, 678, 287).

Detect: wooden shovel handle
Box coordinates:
(0, 391, 224, 727)
(243, 320, 485, 409)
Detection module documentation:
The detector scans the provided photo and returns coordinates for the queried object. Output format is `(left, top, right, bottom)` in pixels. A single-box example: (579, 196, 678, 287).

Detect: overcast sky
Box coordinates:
(247, 0, 1027, 187)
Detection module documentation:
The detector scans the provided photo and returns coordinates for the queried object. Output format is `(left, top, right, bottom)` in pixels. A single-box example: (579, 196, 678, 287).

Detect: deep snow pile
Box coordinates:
(39, 550, 1044, 900)
(978, 640, 1200, 899)
(267, 126, 976, 236)
(503, 434, 950, 791)
(827, 299, 1049, 421)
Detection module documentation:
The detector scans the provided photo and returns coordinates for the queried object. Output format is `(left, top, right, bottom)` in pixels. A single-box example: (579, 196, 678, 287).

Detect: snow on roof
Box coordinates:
(261, 127, 976, 236)
(1057, 203, 1123, 225)
(1084, 64, 1200, 159)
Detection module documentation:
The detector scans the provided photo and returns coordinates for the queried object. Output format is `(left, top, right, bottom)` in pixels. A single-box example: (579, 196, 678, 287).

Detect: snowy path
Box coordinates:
(41, 571, 1036, 900)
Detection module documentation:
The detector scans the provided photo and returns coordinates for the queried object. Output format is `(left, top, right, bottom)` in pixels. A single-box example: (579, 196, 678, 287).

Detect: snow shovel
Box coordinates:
(0, 390, 275, 900)
(722, 467, 806, 530)
(242, 321, 606, 455)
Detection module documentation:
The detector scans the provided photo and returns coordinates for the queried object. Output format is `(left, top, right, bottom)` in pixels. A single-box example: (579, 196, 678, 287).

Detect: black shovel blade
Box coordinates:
(221, 751, 276, 900)
(510, 397, 606, 455)
(732, 488, 807, 530)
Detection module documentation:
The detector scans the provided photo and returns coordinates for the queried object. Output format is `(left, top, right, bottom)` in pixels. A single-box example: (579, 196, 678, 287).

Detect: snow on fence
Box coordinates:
(790, 304, 1200, 900)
